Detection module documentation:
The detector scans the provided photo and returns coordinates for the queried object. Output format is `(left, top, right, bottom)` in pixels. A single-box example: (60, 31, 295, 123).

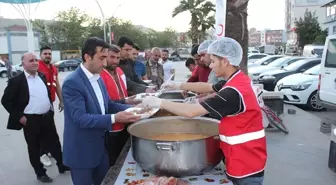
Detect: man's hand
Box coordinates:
(161, 81, 182, 91)
(115, 112, 141, 123)
(181, 90, 188, 98)
(19, 116, 27, 125)
(59, 101, 64, 112)
(125, 96, 141, 105)
(145, 88, 156, 93)
(141, 96, 162, 109)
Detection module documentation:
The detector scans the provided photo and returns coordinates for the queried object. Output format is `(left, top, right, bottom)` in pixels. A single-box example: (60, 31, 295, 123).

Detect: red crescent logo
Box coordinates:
(217, 24, 224, 36)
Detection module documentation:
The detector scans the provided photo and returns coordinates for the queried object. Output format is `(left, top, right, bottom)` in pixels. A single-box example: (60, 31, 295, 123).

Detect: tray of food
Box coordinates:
(135, 93, 160, 101)
(125, 107, 160, 119)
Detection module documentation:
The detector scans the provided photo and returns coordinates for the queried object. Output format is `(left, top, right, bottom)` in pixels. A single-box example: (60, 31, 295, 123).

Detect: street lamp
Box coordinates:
(107, 4, 121, 44)
(94, 0, 106, 42)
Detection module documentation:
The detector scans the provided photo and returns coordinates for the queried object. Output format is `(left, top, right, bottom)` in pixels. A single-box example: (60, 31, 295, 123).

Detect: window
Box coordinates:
(249, 55, 265, 59)
(325, 39, 336, 68)
(0, 63, 5, 67)
(333, 26, 336, 34)
(303, 65, 320, 75)
(298, 61, 321, 72)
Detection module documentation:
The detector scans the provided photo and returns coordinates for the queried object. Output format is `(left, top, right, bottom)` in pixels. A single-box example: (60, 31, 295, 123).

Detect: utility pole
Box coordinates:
(108, 4, 121, 44)
(94, 0, 106, 42)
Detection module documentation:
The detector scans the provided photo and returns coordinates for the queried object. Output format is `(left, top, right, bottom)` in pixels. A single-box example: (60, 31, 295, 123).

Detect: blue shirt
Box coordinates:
(134, 61, 146, 79)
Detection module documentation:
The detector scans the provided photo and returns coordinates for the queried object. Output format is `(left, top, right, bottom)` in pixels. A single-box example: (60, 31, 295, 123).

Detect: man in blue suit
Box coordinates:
(62, 37, 141, 185)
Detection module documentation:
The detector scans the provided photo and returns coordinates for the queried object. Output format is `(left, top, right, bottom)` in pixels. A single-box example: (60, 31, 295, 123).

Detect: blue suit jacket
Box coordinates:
(62, 67, 131, 168)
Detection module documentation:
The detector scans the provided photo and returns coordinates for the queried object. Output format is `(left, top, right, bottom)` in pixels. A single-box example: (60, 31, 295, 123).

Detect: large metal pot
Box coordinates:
(128, 116, 222, 177)
(158, 90, 195, 102)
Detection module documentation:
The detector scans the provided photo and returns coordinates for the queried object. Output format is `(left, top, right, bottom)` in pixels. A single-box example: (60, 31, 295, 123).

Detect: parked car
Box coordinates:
(247, 53, 268, 63)
(0, 60, 7, 78)
(249, 56, 304, 82)
(55, 59, 80, 72)
(248, 55, 283, 68)
(302, 44, 324, 58)
(258, 58, 321, 91)
(14, 63, 23, 73)
(317, 34, 336, 109)
(0, 60, 19, 78)
(275, 64, 323, 111)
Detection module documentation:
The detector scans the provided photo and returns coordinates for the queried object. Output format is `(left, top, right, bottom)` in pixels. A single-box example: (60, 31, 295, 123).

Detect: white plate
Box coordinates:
(143, 80, 152, 83)
(125, 107, 159, 119)
(134, 93, 160, 101)
(147, 85, 156, 89)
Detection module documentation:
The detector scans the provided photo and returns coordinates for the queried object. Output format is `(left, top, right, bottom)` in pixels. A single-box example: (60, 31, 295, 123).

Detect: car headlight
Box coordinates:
(291, 82, 312, 91)
(260, 75, 275, 80)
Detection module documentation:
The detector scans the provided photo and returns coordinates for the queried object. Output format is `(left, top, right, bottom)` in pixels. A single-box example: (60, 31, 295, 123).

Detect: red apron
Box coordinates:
(100, 68, 128, 131)
(38, 61, 58, 102)
(218, 71, 267, 178)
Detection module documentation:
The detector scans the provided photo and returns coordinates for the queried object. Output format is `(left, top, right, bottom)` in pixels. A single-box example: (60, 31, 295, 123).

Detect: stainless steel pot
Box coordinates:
(128, 116, 222, 177)
(158, 90, 195, 102)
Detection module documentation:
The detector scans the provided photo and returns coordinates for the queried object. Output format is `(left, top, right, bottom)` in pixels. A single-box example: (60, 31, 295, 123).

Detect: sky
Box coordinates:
(0, 0, 285, 32)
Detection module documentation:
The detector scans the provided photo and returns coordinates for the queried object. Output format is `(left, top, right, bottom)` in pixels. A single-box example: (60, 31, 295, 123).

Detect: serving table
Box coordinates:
(101, 140, 233, 185)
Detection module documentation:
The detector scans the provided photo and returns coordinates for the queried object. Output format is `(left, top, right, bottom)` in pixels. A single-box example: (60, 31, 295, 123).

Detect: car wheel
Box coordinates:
(0, 72, 7, 78)
(307, 91, 325, 111)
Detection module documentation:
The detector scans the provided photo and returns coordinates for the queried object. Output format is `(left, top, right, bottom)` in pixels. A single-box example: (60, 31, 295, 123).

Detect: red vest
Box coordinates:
(38, 61, 58, 102)
(219, 71, 267, 178)
(100, 68, 128, 132)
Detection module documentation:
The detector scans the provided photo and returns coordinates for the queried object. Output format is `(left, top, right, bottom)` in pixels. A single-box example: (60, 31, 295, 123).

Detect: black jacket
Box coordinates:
(1, 72, 53, 130)
(119, 59, 148, 95)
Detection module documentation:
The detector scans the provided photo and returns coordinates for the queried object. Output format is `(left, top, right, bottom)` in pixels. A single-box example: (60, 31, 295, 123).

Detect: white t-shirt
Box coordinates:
(162, 60, 174, 81)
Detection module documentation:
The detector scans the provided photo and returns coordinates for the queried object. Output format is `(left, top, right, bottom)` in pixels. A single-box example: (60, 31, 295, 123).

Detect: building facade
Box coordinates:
(285, 0, 329, 44)
(0, 25, 40, 65)
(248, 30, 285, 47)
(322, 0, 336, 35)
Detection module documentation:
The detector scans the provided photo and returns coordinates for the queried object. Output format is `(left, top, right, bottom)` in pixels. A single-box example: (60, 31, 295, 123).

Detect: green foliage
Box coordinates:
(313, 29, 328, 45)
(295, 10, 326, 48)
(33, 7, 186, 50)
(172, 0, 215, 44)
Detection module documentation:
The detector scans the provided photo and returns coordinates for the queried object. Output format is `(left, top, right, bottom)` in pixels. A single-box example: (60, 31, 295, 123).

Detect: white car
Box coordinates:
(247, 53, 268, 63)
(275, 64, 323, 111)
(249, 56, 305, 82)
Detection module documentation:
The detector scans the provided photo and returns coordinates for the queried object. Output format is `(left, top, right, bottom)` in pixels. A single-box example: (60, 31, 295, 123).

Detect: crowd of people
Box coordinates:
(1, 36, 267, 185)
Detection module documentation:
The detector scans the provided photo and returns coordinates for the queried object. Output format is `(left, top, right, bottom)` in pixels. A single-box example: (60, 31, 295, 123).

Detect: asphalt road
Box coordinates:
(0, 62, 335, 185)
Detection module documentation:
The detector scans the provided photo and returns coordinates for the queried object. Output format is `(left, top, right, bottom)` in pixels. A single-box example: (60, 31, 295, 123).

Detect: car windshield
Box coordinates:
(283, 59, 308, 71)
(254, 56, 277, 65)
(55, 61, 65, 64)
(267, 57, 292, 67)
(303, 65, 320, 75)
(313, 48, 323, 57)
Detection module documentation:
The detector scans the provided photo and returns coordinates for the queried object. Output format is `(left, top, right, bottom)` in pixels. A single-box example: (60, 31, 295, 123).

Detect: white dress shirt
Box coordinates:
(80, 64, 115, 124)
(23, 71, 51, 114)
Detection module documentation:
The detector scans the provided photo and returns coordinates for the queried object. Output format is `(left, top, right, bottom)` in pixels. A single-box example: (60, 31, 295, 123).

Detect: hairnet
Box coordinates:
(207, 37, 243, 66)
(197, 40, 214, 54)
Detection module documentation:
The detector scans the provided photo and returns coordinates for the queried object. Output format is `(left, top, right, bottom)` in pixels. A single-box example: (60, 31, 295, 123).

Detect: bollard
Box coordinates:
(321, 118, 333, 134)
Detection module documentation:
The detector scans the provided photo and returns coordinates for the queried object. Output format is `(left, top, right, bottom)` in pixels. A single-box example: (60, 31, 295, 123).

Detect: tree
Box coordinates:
(225, 0, 249, 74)
(172, 0, 215, 44)
(295, 10, 323, 48)
(196, 1, 215, 41)
(314, 29, 328, 45)
(48, 7, 90, 50)
(32, 19, 51, 47)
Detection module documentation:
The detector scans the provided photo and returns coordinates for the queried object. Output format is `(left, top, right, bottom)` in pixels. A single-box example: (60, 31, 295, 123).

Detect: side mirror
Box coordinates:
(281, 66, 284, 69)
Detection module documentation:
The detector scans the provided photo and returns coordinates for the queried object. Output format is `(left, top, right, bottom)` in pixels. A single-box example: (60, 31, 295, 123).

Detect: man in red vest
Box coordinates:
(100, 44, 140, 166)
(141, 38, 267, 185)
(38, 46, 64, 167)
